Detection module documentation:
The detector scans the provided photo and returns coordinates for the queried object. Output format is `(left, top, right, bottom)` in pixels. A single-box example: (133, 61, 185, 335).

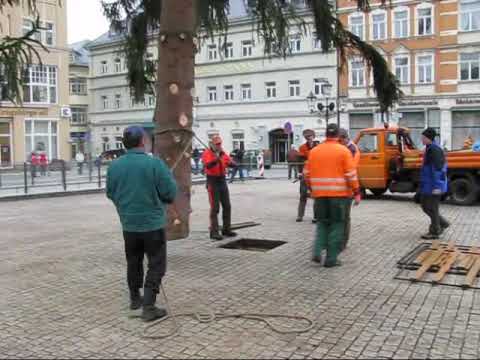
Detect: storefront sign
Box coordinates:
(352, 101, 378, 108)
(0, 108, 49, 117)
(456, 97, 480, 105)
(398, 99, 437, 106)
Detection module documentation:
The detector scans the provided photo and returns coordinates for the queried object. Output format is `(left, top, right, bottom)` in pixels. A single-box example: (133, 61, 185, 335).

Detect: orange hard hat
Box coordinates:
(211, 135, 222, 145)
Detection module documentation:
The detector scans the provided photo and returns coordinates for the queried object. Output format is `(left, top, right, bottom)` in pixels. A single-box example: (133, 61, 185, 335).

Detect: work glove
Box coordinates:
(353, 193, 361, 206)
(432, 189, 442, 195)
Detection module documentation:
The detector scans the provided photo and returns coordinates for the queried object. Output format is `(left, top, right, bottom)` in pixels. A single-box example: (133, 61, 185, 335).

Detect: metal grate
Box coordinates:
(219, 238, 286, 252)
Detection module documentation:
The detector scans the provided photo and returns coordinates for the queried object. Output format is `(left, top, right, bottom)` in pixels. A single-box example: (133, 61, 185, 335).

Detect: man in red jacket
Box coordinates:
(202, 135, 238, 240)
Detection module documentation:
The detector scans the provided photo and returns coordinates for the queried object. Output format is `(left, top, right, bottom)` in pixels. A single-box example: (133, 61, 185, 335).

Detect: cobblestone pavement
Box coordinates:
(1, 180, 480, 359)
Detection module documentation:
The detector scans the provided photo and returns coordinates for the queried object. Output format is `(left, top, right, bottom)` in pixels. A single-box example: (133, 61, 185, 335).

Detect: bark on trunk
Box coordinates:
(155, 0, 195, 240)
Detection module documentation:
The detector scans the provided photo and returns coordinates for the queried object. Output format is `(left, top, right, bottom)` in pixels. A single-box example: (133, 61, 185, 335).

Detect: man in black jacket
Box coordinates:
(229, 145, 245, 183)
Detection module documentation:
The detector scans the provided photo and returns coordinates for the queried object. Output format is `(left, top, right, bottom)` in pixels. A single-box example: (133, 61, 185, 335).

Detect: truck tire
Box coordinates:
(449, 178, 477, 206)
(369, 188, 387, 197)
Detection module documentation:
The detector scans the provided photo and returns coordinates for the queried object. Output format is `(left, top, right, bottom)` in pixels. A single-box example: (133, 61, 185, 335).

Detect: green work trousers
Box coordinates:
(313, 197, 350, 264)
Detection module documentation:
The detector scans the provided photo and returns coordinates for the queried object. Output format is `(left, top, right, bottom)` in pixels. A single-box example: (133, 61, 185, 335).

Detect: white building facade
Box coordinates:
(87, 1, 338, 162)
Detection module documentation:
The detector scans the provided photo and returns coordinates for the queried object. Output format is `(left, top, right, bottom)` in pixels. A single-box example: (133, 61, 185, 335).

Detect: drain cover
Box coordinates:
(219, 238, 286, 252)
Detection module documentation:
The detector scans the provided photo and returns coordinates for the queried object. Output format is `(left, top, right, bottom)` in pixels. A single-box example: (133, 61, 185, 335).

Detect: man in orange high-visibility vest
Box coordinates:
(339, 128, 361, 252)
(305, 124, 361, 267)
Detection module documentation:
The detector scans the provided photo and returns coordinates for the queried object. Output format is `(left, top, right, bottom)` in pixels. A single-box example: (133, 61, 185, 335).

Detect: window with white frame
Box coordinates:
(101, 95, 108, 109)
(0, 65, 7, 101)
(232, 132, 245, 151)
(102, 137, 110, 152)
(71, 107, 87, 125)
(289, 35, 301, 53)
(100, 60, 108, 74)
(312, 32, 321, 49)
(69, 77, 87, 95)
(224, 42, 234, 58)
(460, 0, 480, 31)
(349, 14, 364, 40)
(372, 11, 387, 40)
(314, 78, 324, 95)
(224, 85, 234, 101)
(394, 55, 410, 84)
(417, 5, 433, 36)
(460, 52, 480, 80)
(242, 40, 253, 57)
(115, 136, 123, 149)
(208, 45, 218, 60)
(288, 80, 301, 97)
(207, 86, 217, 102)
(265, 81, 277, 98)
(394, 8, 409, 38)
(114, 94, 121, 109)
(114, 58, 122, 73)
(417, 54, 434, 83)
(25, 120, 58, 160)
(241, 84, 252, 100)
(22, 65, 57, 104)
(22, 19, 54, 45)
(350, 59, 365, 87)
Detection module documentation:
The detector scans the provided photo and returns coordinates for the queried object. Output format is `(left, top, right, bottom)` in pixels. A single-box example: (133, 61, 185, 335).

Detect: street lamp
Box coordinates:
(306, 81, 337, 125)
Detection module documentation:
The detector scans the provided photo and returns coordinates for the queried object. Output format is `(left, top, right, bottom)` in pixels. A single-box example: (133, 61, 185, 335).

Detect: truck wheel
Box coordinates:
(369, 188, 387, 197)
(449, 178, 477, 205)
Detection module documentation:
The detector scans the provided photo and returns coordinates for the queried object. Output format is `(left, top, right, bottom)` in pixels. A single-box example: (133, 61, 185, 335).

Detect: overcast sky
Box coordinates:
(67, 0, 110, 44)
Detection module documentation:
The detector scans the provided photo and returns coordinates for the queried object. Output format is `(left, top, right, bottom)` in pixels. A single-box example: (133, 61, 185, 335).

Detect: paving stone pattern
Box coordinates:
(1, 180, 480, 359)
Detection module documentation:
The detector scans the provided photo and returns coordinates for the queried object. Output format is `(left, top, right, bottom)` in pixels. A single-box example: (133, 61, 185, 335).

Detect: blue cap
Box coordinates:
(123, 126, 146, 149)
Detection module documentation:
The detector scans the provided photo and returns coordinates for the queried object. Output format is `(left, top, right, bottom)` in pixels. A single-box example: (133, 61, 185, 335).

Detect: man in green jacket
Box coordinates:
(106, 126, 177, 322)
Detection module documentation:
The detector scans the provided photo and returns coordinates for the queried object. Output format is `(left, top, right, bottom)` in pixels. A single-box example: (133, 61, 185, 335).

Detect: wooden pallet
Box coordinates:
(396, 241, 480, 289)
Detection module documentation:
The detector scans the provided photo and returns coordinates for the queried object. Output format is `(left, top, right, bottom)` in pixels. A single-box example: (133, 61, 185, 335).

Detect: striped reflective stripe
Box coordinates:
(311, 185, 349, 191)
(345, 171, 357, 177)
(310, 177, 347, 183)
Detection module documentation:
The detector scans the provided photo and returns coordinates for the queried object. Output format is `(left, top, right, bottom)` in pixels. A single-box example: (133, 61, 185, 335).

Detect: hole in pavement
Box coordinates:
(219, 238, 286, 252)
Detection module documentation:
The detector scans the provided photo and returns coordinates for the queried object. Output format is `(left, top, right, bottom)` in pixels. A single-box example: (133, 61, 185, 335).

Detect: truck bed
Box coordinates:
(403, 150, 480, 170)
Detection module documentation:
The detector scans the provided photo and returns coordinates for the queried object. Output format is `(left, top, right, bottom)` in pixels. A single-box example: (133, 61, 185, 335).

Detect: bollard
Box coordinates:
(97, 161, 101, 188)
(24, 162, 28, 194)
(61, 160, 67, 191)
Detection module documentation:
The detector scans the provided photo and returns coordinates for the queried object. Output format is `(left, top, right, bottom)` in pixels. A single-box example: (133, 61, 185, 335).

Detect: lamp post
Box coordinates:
(306, 81, 337, 126)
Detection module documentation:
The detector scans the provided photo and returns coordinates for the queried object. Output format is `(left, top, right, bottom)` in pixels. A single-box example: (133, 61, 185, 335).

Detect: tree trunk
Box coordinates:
(155, 0, 196, 240)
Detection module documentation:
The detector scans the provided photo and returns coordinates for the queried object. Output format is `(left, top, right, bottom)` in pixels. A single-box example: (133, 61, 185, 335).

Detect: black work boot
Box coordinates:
(222, 229, 237, 237)
(129, 288, 143, 310)
(210, 231, 223, 241)
(142, 288, 167, 322)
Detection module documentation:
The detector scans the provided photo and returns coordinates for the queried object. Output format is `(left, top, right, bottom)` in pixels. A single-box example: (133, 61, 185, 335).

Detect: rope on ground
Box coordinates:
(140, 284, 315, 340)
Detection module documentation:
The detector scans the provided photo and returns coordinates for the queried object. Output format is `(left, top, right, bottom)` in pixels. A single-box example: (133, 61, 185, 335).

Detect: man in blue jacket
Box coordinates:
(419, 128, 450, 240)
(107, 126, 177, 322)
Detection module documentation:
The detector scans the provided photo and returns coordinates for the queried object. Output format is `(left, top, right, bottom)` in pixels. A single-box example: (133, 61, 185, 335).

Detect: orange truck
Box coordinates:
(354, 126, 480, 205)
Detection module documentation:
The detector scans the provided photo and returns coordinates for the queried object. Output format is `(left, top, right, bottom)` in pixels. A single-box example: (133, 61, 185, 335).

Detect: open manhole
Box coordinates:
(219, 238, 286, 252)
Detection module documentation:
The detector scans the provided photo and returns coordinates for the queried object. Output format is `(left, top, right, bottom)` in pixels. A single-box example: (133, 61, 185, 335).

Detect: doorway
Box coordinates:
(269, 128, 293, 163)
(0, 120, 12, 168)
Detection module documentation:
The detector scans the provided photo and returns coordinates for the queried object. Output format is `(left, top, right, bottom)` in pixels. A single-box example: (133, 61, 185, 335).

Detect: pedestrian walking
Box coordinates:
(192, 147, 201, 174)
(296, 129, 319, 223)
(229, 145, 245, 183)
(106, 126, 177, 322)
(76, 151, 85, 175)
(305, 124, 361, 267)
(338, 128, 360, 252)
(419, 128, 450, 239)
(39, 151, 48, 176)
(30, 151, 39, 178)
(202, 135, 237, 240)
(287, 145, 299, 180)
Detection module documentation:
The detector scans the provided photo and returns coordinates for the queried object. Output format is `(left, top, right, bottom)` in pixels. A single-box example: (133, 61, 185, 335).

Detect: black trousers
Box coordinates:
(297, 179, 317, 220)
(123, 228, 167, 294)
(288, 164, 298, 179)
(207, 177, 231, 232)
(421, 195, 449, 235)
